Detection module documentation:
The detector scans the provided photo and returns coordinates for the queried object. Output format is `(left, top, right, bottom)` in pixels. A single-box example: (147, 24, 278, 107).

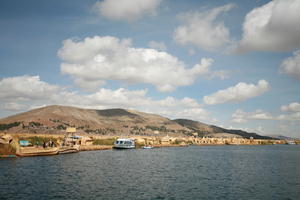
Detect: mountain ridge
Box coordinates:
(0, 105, 272, 139)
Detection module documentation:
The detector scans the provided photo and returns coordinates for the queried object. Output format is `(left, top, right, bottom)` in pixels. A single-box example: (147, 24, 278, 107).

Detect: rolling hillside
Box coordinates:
(0, 105, 272, 139)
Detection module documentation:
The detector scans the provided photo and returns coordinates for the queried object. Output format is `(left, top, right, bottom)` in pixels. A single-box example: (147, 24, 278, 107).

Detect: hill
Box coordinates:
(267, 135, 298, 140)
(174, 119, 272, 139)
(0, 105, 272, 139)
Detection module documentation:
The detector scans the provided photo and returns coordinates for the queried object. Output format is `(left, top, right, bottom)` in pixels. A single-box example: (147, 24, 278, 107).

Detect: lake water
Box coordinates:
(1, 145, 300, 200)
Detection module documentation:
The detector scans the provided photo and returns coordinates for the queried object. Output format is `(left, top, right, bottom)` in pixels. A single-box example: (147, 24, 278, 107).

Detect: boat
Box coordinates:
(142, 146, 153, 149)
(113, 138, 135, 149)
(16, 147, 59, 157)
(59, 145, 80, 154)
(286, 140, 296, 145)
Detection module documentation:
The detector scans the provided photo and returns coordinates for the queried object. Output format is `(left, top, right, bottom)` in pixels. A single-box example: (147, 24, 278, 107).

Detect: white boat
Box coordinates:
(142, 146, 153, 149)
(113, 138, 135, 149)
(286, 140, 296, 145)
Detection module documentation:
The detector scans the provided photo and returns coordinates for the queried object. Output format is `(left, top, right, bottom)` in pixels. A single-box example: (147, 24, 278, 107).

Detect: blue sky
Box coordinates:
(0, 0, 300, 137)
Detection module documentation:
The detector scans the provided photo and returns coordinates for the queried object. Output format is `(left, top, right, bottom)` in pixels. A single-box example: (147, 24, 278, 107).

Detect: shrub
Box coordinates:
(0, 122, 21, 130)
(29, 122, 42, 127)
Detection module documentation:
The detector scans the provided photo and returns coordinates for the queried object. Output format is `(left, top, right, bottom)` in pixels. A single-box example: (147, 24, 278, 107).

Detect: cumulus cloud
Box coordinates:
(203, 80, 269, 105)
(279, 102, 300, 121)
(0, 75, 61, 101)
(237, 0, 300, 52)
(148, 41, 167, 51)
(278, 112, 300, 121)
(281, 102, 300, 112)
(280, 50, 300, 80)
(232, 109, 273, 123)
(0, 75, 212, 123)
(173, 4, 234, 51)
(58, 36, 224, 92)
(1, 102, 27, 111)
(93, 0, 162, 22)
(231, 102, 300, 122)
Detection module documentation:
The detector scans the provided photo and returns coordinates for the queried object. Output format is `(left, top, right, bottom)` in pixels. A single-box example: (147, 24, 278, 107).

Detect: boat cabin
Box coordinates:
(113, 138, 135, 149)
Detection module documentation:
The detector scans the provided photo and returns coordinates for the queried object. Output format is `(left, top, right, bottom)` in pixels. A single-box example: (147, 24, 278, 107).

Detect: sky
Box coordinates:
(0, 0, 300, 137)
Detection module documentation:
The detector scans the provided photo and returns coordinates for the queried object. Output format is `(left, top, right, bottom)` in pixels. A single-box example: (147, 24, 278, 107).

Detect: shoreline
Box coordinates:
(1, 132, 299, 157)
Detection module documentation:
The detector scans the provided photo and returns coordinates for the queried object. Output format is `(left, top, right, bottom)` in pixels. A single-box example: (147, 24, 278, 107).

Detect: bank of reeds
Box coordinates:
(0, 144, 16, 155)
(92, 138, 116, 145)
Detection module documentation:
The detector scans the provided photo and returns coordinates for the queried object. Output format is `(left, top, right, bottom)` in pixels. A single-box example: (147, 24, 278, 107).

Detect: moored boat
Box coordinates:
(142, 146, 153, 149)
(16, 147, 59, 157)
(113, 138, 135, 149)
(286, 140, 296, 145)
(59, 145, 80, 154)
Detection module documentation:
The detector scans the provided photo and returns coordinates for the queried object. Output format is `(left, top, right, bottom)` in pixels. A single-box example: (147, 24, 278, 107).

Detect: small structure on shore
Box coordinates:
(0, 134, 13, 145)
(59, 127, 81, 154)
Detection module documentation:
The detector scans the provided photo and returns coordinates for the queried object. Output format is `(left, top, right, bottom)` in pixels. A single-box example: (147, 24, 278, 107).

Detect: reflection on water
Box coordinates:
(1, 145, 300, 200)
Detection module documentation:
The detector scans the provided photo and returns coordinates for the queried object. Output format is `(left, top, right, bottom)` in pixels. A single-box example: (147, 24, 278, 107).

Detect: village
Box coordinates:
(0, 126, 293, 158)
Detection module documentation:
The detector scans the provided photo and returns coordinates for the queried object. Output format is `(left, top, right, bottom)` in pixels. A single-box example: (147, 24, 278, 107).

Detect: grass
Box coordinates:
(92, 138, 116, 145)
(260, 140, 273, 145)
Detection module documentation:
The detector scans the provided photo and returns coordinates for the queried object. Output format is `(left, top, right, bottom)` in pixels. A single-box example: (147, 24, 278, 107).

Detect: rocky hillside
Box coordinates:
(0, 105, 272, 139)
(174, 119, 272, 139)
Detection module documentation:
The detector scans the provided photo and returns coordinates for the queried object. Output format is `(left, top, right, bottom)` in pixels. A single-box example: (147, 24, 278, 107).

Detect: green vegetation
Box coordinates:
(85, 128, 116, 134)
(19, 136, 59, 146)
(174, 139, 181, 145)
(0, 122, 21, 131)
(29, 121, 43, 127)
(259, 140, 274, 145)
(77, 125, 90, 130)
(56, 125, 66, 130)
(49, 119, 60, 123)
(92, 138, 116, 145)
(145, 125, 167, 132)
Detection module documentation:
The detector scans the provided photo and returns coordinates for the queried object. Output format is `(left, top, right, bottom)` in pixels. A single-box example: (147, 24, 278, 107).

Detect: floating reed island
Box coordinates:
(0, 105, 299, 157)
(1, 132, 297, 158)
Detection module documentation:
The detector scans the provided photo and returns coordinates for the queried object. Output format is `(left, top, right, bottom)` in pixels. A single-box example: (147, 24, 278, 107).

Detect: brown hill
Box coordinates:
(0, 105, 271, 139)
(0, 105, 188, 136)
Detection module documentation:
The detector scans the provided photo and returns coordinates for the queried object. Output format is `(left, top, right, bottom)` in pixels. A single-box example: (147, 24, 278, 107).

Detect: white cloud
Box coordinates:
(148, 41, 167, 51)
(219, 124, 266, 135)
(203, 80, 269, 105)
(281, 102, 300, 112)
(280, 50, 300, 80)
(1, 102, 27, 111)
(58, 36, 224, 92)
(93, 0, 162, 22)
(0, 75, 212, 123)
(237, 0, 300, 52)
(73, 78, 106, 92)
(173, 4, 234, 51)
(0, 75, 61, 101)
(279, 102, 300, 121)
(232, 109, 273, 123)
(278, 112, 300, 121)
(231, 102, 300, 122)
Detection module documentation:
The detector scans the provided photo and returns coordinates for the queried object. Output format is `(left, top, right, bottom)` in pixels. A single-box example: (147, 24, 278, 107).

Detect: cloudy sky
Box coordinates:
(0, 0, 300, 137)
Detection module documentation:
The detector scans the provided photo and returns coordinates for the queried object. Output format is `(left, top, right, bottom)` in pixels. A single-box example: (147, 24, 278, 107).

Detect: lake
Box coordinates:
(1, 145, 300, 200)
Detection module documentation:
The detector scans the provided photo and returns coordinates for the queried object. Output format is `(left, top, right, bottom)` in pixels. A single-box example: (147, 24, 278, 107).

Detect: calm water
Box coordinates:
(1, 145, 300, 200)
